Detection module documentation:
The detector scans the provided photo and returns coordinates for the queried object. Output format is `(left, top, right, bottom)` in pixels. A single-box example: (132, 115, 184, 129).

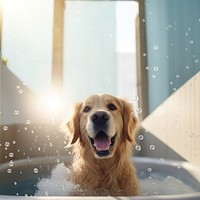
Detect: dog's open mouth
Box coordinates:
(89, 131, 116, 157)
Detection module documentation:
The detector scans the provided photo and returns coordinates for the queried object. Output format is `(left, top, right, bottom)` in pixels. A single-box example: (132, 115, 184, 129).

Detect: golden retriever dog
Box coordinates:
(66, 94, 140, 196)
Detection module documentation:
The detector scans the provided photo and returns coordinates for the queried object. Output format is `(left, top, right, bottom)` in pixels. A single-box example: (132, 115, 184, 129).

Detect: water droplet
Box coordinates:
(190, 40, 194, 44)
(18, 89, 23, 94)
(143, 53, 147, 57)
(170, 81, 173, 85)
(14, 181, 17, 186)
(195, 59, 199, 63)
(14, 110, 20, 115)
(186, 66, 190, 69)
(153, 45, 159, 50)
(16, 85, 20, 89)
(24, 127, 28, 131)
(3, 126, 8, 131)
(12, 141, 16, 145)
(135, 145, 141, 151)
(7, 169, 12, 173)
(138, 135, 144, 141)
(173, 88, 177, 91)
(33, 168, 39, 174)
(152, 74, 156, 79)
(176, 74, 180, 78)
(150, 145, 155, 150)
(49, 143, 53, 147)
(9, 152, 14, 158)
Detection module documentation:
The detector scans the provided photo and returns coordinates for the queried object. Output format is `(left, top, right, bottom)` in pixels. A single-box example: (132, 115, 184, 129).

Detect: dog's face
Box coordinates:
(67, 94, 138, 159)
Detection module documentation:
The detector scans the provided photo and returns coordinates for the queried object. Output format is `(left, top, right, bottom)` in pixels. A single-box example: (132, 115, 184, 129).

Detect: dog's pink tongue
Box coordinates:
(94, 137, 111, 151)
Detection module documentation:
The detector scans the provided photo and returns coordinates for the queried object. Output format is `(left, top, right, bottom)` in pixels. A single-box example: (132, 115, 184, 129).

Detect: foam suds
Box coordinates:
(140, 172, 197, 196)
(35, 163, 79, 196)
(35, 164, 197, 196)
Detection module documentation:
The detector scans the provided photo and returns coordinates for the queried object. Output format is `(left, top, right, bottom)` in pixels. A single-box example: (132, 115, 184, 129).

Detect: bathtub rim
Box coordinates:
(0, 156, 200, 200)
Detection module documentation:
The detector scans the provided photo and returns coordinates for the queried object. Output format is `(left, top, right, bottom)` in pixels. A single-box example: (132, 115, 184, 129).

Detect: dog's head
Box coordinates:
(66, 94, 139, 159)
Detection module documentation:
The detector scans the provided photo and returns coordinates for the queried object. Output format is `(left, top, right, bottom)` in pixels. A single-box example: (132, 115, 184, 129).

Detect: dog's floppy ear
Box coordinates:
(120, 99, 139, 143)
(66, 102, 83, 145)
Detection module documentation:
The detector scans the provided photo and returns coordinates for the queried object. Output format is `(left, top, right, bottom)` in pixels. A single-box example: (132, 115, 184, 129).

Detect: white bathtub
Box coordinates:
(0, 156, 200, 200)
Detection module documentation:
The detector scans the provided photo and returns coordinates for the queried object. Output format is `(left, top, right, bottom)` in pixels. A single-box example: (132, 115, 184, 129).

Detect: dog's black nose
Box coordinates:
(91, 111, 109, 126)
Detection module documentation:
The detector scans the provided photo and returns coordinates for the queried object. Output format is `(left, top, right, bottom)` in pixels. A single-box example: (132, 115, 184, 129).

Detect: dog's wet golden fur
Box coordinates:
(66, 94, 140, 196)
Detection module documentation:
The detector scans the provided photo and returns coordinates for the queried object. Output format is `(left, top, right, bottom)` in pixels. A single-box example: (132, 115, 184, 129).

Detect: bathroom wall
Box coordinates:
(145, 0, 200, 113)
(142, 72, 200, 166)
(1, 0, 53, 97)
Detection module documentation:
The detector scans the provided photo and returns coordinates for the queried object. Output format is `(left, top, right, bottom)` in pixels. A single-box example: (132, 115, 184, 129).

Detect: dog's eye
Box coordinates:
(108, 103, 116, 111)
(83, 106, 90, 113)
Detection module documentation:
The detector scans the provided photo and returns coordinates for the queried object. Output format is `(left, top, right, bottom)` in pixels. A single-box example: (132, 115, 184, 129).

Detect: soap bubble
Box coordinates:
(136, 108, 142, 114)
(5, 142, 10, 147)
(153, 45, 159, 50)
(133, 96, 139, 101)
(186, 66, 189, 69)
(26, 120, 31, 125)
(147, 168, 152, 172)
(9, 152, 14, 158)
(3, 126, 8, 131)
(7, 169, 12, 174)
(152, 74, 156, 79)
(18, 89, 23, 94)
(9, 160, 14, 167)
(135, 145, 142, 151)
(14, 110, 20, 115)
(150, 145, 156, 150)
(153, 66, 159, 71)
(189, 40, 194, 44)
(33, 168, 39, 174)
(138, 135, 144, 141)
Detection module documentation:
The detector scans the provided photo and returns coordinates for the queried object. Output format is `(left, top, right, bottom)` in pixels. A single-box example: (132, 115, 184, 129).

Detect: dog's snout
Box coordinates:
(91, 111, 109, 125)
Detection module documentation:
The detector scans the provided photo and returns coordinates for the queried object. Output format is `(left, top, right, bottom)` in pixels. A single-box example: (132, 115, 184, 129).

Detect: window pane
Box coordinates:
(1, 0, 54, 96)
(63, 0, 139, 110)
